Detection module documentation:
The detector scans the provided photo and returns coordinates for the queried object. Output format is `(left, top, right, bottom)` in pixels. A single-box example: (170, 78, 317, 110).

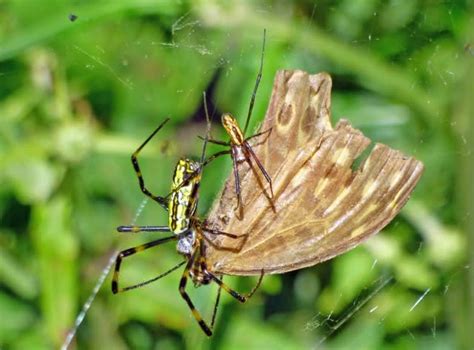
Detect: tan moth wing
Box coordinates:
(204, 70, 424, 276)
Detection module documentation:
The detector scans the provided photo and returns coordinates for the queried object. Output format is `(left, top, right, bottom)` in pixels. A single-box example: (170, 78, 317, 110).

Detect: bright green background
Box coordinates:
(0, 1, 472, 349)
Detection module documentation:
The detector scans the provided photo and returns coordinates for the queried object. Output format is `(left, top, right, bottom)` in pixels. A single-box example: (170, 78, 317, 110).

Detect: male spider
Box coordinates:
(202, 29, 274, 219)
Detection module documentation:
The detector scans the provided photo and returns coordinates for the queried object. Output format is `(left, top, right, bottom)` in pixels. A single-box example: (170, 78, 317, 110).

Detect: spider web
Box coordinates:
(55, 3, 471, 349)
(61, 199, 148, 350)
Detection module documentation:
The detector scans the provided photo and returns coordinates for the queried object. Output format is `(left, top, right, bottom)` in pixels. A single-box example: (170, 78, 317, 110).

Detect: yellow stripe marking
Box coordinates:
(331, 147, 350, 166)
(362, 180, 378, 199)
(325, 186, 351, 214)
(314, 177, 330, 197)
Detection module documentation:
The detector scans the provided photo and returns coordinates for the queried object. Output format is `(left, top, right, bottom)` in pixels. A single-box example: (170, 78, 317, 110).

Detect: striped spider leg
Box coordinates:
(177, 225, 264, 336)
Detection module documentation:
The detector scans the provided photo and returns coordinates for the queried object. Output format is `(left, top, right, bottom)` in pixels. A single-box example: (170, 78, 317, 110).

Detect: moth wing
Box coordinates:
(207, 70, 333, 225)
(205, 70, 424, 276)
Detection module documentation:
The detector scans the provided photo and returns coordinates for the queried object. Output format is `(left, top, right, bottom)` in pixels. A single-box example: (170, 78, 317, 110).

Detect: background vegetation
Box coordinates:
(0, 1, 472, 349)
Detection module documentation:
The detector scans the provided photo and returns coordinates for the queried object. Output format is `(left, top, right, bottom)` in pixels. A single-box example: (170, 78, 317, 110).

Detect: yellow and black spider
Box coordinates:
(111, 102, 262, 336)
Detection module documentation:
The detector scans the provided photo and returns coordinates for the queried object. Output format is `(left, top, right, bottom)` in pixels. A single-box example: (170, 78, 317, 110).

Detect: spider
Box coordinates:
(112, 106, 262, 336)
(200, 29, 274, 219)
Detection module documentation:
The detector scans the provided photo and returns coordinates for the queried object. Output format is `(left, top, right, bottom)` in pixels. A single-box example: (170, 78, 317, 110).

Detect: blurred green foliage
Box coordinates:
(0, 0, 472, 349)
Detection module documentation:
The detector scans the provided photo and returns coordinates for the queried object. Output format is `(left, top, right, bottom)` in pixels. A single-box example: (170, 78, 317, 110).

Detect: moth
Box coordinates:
(203, 69, 424, 276)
